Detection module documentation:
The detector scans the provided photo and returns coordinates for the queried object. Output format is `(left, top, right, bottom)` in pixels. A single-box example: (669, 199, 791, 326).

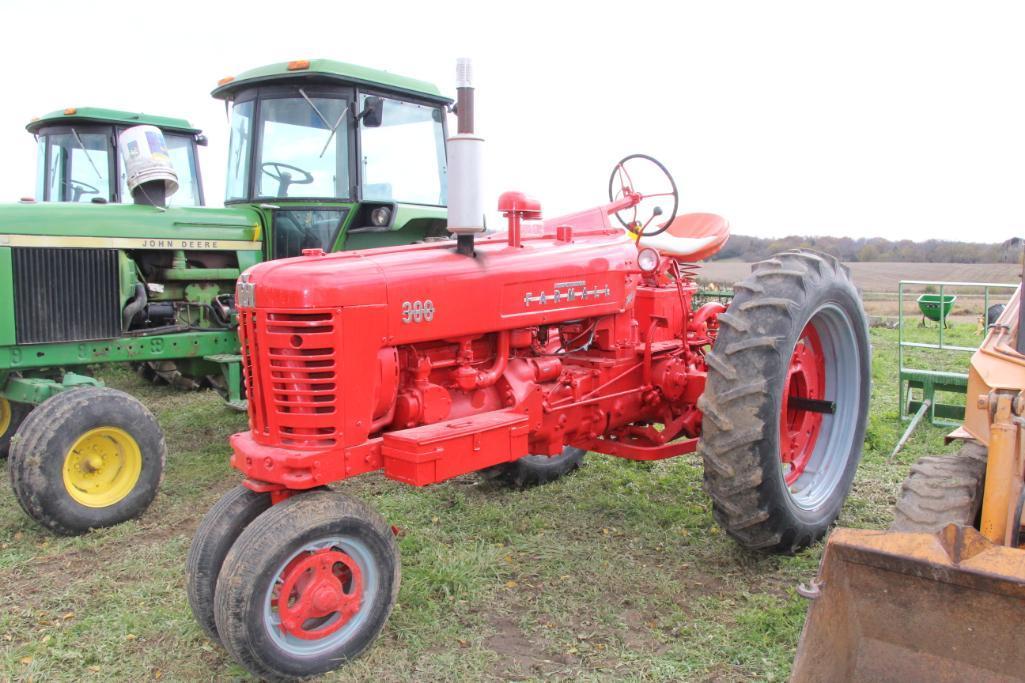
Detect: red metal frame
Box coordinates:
(779, 324, 826, 485)
(232, 191, 726, 494)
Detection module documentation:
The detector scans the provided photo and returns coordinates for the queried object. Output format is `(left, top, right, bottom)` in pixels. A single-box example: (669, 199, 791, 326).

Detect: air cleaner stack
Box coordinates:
(447, 58, 484, 255)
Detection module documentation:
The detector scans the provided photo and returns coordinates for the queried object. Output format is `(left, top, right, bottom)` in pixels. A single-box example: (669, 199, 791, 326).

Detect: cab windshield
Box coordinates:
(225, 95, 351, 201)
(359, 95, 447, 206)
(37, 127, 202, 205)
(37, 129, 112, 202)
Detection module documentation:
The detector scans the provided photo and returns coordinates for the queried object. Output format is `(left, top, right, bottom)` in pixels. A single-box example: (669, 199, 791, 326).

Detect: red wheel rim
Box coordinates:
(274, 547, 364, 640)
(779, 324, 826, 486)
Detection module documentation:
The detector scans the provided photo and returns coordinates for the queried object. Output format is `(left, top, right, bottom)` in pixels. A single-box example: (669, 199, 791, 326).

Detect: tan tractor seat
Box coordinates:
(639, 212, 730, 261)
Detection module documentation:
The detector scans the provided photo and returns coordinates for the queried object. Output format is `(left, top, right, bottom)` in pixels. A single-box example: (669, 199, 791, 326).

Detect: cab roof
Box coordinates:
(26, 107, 200, 135)
(211, 59, 451, 105)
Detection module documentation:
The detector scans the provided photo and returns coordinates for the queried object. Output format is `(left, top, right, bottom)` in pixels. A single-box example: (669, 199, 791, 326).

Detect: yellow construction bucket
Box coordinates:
(791, 526, 1025, 682)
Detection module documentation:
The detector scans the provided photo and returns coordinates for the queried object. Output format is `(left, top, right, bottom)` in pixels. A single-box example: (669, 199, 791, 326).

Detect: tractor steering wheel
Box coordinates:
(608, 154, 679, 238)
(261, 162, 314, 196)
(69, 179, 100, 202)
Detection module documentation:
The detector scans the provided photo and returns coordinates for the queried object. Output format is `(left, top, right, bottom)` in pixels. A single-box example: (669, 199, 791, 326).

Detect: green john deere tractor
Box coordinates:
(27, 107, 206, 206)
(1, 59, 451, 535)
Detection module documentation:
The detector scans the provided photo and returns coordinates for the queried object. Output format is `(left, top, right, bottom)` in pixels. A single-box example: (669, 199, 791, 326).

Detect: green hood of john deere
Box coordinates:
(0, 202, 261, 246)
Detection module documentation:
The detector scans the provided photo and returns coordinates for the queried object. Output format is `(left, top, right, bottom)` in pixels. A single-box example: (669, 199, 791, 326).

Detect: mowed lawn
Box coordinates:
(0, 326, 974, 681)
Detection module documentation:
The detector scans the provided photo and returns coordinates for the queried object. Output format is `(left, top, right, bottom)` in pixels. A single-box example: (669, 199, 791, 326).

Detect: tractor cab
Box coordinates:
(212, 59, 451, 259)
(27, 108, 205, 206)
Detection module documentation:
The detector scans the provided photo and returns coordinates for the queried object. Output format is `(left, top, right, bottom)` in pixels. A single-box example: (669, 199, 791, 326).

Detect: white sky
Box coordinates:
(1, 0, 1022, 244)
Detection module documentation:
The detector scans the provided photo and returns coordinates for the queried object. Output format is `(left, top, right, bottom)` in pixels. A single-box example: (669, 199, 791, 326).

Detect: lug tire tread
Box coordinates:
(698, 250, 870, 553)
(891, 442, 987, 532)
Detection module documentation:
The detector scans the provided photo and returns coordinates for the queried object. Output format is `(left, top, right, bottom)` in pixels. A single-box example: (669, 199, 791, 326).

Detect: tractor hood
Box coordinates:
(0, 202, 262, 251)
(244, 229, 638, 343)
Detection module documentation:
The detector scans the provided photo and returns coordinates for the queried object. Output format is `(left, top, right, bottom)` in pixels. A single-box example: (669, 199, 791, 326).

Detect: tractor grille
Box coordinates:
(239, 308, 339, 448)
(12, 248, 121, 344)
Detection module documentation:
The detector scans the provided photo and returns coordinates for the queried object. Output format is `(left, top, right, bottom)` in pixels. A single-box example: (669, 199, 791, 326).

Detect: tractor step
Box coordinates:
(203, 353, 243, 363)
(381, 410, 530, 486)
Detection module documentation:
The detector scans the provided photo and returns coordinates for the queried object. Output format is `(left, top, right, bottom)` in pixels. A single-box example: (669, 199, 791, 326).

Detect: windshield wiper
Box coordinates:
(298, 89, 349, 158)
(70, 127, 104, 180)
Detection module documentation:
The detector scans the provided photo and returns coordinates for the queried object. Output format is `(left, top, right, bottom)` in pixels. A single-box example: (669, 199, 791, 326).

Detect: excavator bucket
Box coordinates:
(791, 525, 1025, 682)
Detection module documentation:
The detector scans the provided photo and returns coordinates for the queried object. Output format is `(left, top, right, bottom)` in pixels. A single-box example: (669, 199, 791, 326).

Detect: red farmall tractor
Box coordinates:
(186, 64, 871, 680)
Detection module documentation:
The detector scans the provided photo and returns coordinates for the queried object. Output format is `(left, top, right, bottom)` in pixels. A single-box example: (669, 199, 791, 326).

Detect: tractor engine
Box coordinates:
(230, 202, 722, 490)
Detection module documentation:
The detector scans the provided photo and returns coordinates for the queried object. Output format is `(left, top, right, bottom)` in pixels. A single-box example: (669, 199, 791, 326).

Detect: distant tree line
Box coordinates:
(712, 235, 1023, 263)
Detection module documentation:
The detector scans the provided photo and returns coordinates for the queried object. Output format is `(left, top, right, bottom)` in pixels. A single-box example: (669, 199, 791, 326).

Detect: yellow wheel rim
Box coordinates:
(62, 427, 142, 508)
(0, 398, 10, 438)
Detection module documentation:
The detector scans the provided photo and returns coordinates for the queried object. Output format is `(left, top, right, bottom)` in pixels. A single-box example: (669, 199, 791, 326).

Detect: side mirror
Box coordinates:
(195, 134, 208, 147)
(360, 96, 384, 128)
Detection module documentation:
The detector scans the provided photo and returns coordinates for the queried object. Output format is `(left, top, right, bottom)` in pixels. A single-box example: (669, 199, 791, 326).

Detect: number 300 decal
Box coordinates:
(401, 299, 435, 324)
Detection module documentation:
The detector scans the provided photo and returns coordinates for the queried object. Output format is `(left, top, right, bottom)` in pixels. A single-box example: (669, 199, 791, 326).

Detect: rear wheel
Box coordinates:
(0, 397, 32, 459)
(891, 442, 987, 532)
(483, 446, 585, 487)
(8, 387, 165, 535)
(698, 250, 870, 553)
(214, 491, 399, 680)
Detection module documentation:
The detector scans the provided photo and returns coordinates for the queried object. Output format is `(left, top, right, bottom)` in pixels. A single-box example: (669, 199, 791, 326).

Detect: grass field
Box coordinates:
(0, 327, 972, 682)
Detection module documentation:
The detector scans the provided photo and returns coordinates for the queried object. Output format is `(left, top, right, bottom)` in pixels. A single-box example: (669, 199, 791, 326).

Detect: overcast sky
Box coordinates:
(1, 0, 1022, 243)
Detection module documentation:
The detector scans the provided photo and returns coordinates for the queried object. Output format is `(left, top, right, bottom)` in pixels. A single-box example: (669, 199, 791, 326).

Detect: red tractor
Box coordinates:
(186, 65, 870, 680)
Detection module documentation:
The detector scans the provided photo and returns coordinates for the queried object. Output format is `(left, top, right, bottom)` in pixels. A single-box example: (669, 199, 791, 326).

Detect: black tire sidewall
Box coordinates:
(217, 493, 399, 679)
(186, 485, 271, 642)
(10, 388, 165, 534)
(0, 400, 32, 458)
(759, 273, 870, 531)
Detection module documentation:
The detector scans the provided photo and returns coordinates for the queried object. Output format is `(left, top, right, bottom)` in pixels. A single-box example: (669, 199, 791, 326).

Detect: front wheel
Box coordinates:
(0, 397, 32, 459)
(7, 387, 166, 535)
(186, 485, 272, 643)
(214, 491, 399, 680)
(698, 250, 870, 553)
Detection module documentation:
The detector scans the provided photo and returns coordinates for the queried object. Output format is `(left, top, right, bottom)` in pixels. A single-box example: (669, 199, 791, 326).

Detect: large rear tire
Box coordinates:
(698, 250, 870, 553)
(8, 387, 166, 535)
(891, 442, 987, 532)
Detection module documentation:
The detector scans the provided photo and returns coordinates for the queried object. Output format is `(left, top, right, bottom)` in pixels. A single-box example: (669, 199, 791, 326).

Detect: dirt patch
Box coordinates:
(486, 615, 555, 679)
(0, 509, 197, 603)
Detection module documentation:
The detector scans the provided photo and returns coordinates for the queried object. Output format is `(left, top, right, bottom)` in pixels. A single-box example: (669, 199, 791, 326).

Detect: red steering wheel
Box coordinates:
(608, 154, 679, 237)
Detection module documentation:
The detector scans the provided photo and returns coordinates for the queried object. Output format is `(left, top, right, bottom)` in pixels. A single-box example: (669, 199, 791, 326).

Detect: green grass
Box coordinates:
(0, 328, 961, 681)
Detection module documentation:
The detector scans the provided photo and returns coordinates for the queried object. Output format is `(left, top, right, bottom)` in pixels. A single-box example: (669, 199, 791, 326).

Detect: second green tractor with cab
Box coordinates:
(2, 59, 451, 534)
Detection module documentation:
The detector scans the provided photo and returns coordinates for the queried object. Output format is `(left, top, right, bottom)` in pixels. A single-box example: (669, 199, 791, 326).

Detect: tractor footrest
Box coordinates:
(204, 353, 243, 363)
(382, 410, 530, 486)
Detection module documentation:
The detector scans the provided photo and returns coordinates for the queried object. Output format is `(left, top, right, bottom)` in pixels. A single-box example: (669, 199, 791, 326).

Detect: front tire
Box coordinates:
(698, 250, 870, 553)
(214, 491, 399, 681)
(186, 485, 271, 643)
(8, 387, 166, 535)
(891, 442, 987, 532)
(0, 397, 32, 459)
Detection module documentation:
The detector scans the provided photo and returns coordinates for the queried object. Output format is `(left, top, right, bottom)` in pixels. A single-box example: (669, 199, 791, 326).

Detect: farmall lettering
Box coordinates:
(523, 280, 612, 307)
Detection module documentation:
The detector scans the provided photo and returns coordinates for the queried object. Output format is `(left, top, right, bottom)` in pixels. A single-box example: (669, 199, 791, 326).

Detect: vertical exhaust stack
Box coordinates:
(447, 58, 485, 256)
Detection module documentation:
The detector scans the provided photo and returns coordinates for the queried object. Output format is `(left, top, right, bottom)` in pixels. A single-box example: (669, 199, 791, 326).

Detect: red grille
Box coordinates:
(239, 308, 339, 448)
